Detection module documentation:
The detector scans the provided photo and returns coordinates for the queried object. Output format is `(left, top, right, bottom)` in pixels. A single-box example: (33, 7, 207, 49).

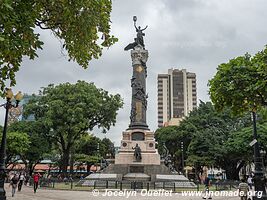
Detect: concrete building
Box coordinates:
(157, 68, 197, 127)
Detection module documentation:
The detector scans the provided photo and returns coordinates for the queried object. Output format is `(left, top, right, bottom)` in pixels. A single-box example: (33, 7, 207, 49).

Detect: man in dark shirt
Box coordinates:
(10, 174, 19, 197)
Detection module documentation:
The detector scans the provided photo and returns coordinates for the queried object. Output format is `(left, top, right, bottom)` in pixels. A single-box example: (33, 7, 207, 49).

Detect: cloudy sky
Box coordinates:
(1, 0, 267, 145)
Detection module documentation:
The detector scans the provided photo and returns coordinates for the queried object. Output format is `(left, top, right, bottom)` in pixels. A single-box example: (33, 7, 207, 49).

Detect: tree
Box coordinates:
(209, 46, 267, 115)
(156, 101, 265, 180)
(101, 137, 115, 158)
(225, 122, 267, 178)
(75, 134, 114, 173)
(5, 131, 30, 167)
(76, 134, 101, 156)
(155, 125, 192, 171)
(156, 101, 253, 180)
(74, 154, 99, 174)
(24, 81, 123, 175)
(209, 45, 267, 185)
(8, 121, 51, 175)
(0, 0, 117, 94)
(186, 102, 256, 180)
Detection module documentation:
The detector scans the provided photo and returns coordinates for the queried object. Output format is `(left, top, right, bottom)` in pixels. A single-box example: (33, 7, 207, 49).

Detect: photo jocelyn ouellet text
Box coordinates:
(91, 189, 263, 198)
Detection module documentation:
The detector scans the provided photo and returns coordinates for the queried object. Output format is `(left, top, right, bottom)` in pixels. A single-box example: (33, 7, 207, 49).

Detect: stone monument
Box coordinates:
(84, 17, 195, 189)
(115, 16, 161, 168)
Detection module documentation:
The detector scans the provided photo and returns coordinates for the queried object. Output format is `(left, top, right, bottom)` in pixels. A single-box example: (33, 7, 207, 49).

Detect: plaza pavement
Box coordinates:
(5, 184, 241, 200)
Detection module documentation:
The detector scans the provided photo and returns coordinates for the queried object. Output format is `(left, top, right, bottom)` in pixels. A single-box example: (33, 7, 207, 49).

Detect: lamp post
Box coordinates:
(97, 142, 102, 171)
(251, 110, 267, 200)
(0, 88, 23, 200)
(181, 141, 185, 175)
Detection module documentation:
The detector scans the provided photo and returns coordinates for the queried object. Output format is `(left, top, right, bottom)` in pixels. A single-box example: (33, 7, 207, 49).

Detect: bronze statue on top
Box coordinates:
(124, 16, 148, 51)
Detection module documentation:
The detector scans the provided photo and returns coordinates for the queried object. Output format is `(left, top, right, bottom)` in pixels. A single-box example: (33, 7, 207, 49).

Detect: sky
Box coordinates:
(1, 0, 267, 145)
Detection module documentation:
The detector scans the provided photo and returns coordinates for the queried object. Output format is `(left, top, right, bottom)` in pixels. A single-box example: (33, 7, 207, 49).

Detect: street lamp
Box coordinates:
(181, 141, 185, 175)
(97, 142, 102, 171)
(0, 88, 23, 200)
(251, 110, 267, 200)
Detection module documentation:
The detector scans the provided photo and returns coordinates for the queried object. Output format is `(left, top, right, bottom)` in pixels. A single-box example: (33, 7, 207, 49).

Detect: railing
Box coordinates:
(33, 178, 241, 192)
(211, 180, 241, 191)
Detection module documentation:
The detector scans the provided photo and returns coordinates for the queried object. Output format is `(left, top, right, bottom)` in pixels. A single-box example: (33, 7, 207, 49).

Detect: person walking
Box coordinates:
(10, 174, 19, 197)
(18, 172, 26, 191)
(203, 176, 212, 199)
(247, 176, 253, 190)
(33, 172, 41, 193)
(238, 179, 249, 200)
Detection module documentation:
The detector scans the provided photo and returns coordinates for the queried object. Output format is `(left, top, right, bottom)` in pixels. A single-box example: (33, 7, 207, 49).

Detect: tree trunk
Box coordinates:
(224, 161, 245, 180)
(22, 158, 29, 175)
(195, 165, 203, 182)
(61, 148, 70, 178)
(86, 162, 92, 174)
(28, 162, 33, 176)
(70, 152, 74, 176)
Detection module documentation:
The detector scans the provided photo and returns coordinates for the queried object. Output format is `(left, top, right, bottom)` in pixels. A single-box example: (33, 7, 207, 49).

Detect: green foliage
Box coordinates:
(5, 131, 30, 164)
(156, 101, 256, 179)
(185, 102, 231, 166)
(24, 81, 123, 134)
(8, 120, 51, 173)
(75, 134, 115, 158)
(74, 154, 99, 165)
(0, 0, 117, 94)
(155, 122, 193, 171)
(209, 46, 267, 115)
(155, 126, 191, 157)
(226, 122, 267, 161)
(100, 137, 115, 158)
(75, 134, 100, 156)
(23, 81, 123, 173)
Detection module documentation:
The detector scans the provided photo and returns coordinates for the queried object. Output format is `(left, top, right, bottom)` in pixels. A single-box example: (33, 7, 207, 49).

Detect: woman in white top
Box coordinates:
(18, 172, 26, 192)
(247, 176, 253, 190)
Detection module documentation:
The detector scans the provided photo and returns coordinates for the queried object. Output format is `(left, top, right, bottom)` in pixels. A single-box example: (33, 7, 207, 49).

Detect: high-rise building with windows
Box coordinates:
(157, 68, 197, 127)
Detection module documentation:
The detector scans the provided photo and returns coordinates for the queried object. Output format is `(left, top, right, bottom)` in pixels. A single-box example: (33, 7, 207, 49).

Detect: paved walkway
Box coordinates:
(5, 185, 241, 200)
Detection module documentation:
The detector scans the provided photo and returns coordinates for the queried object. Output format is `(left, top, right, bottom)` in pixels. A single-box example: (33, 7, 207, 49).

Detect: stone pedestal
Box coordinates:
(115, 129, 160, 165)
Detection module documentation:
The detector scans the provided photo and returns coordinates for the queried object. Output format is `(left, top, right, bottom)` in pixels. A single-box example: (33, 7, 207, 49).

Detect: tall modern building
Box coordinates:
(157, 68, 197, 127)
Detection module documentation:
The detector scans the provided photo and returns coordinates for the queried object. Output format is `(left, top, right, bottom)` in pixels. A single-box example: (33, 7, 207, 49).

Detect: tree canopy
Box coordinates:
(5, 131, 30, 166)
(0, 0, 117, 94)
(74, 134, 114, 172)
(209, 46, 267, 114)
(8, 120, 51, 175)
(155, 125, 192, 171)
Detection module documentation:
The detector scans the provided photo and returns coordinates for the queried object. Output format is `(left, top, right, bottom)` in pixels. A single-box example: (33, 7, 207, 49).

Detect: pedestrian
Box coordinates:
(9, 174, 19, 197)
(18, 172, 26, 191)
(202, 175, 212, 199)
(247, 175, 253, 190)
(63, 176, 68, 184)
(238, 179, 249, 200)
(33, 172, 41, 193)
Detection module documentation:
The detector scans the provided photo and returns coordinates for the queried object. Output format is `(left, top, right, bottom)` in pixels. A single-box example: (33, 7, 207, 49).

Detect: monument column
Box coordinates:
(128, 45, 149, 130)
(115, 16, 160, 166)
